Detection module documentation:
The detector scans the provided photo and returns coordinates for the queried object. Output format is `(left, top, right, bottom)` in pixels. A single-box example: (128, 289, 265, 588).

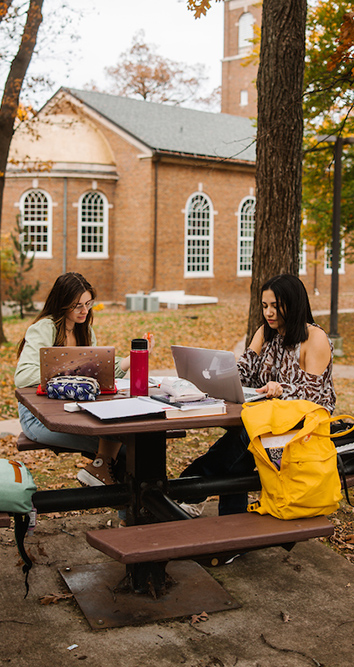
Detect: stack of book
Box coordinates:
(151, 394, 226, 419)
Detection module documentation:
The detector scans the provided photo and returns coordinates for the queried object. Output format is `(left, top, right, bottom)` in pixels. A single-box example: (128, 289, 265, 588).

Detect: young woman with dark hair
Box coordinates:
(180, 273, 335, 517)
(261, 273, 314, 347)
(15, 272, 153, 490)
(241, 273, 334, 405)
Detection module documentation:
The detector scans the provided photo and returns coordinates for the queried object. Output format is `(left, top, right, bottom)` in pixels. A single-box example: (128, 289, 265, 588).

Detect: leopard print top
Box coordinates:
(237, 324, 336, 414)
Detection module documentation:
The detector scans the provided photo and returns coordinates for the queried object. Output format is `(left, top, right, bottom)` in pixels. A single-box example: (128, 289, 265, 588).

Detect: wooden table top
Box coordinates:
(15, 387, 243, 437)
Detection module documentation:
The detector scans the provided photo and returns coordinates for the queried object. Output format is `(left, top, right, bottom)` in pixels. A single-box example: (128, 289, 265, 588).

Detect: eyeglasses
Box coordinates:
(70, 299, 95, 313)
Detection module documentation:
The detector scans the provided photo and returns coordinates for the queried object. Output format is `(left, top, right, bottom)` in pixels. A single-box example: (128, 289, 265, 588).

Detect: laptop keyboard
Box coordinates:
(242, 387, 265, 402)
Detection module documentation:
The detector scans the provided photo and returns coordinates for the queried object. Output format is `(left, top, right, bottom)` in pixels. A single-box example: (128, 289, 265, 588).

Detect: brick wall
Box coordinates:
(3, 98, 354, 308)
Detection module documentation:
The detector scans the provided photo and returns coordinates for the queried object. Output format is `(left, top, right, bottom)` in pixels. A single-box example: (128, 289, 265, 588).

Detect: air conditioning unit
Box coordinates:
(143, 295, 159, 312)
(125, 294, 144, 311)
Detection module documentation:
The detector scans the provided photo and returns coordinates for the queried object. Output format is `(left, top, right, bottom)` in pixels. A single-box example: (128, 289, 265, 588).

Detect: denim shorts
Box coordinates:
(18, 402, 100, 455)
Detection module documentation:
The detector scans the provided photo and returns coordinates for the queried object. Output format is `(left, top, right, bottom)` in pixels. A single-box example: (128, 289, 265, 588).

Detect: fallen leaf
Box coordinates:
(190, 611, 209, 625)
(280, 610, 291, 622)
(39, 592, 74, 605)
(17, 548, 36, 566)
(37, 543, 48, 557)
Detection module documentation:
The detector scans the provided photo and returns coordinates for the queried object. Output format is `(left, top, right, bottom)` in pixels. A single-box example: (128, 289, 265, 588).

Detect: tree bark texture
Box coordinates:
(246, 0, 307, 345)
(0, 0, 43, 344)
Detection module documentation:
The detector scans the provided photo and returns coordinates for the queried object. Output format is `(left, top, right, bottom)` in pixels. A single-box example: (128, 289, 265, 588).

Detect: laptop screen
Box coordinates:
(171, 345, 245, 403)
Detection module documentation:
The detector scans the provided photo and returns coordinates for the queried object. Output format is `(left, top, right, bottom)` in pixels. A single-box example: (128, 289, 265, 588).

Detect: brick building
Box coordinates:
(2, 0, 352, 305)
(3, 87, 257, 303)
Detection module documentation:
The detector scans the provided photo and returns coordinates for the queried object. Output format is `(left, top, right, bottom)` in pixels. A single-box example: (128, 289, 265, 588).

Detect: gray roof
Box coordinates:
(64, 88, 256, 164)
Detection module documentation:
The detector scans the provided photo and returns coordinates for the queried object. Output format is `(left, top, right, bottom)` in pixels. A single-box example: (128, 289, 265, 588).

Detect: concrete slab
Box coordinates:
(151, 291, 218, 308)
(0, 417, 22, 437)
(0, 506, 353, 667)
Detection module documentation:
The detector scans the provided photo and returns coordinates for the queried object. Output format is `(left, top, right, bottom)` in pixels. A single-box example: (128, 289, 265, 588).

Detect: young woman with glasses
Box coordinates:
(15, 272, 152, 493)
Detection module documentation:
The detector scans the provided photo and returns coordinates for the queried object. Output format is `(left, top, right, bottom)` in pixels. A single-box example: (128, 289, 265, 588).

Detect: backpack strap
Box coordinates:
(337, 454, 354, 508)
(13, 513, 32, 598)
(322, 415, 354, 440)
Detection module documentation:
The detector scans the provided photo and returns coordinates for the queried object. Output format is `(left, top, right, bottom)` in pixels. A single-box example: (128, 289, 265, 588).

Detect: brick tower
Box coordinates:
(221, 0, 261, 118)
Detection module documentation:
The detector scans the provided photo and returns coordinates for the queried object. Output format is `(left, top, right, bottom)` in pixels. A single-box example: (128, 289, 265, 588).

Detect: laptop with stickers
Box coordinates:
(39, 346, 116, 393)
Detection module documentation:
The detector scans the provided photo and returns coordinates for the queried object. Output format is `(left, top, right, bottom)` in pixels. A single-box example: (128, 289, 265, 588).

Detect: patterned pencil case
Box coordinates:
(46, 376, 101, 401)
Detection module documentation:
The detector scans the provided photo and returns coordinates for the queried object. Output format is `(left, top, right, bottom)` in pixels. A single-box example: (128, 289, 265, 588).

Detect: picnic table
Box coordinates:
(15, 387, 334, 628)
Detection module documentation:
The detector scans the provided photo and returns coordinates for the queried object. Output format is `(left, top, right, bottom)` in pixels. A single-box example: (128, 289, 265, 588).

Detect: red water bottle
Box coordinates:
(130, 338, 149, 396)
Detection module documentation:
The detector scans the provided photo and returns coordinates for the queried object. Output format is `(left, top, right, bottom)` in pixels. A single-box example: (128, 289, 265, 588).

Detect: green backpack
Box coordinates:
(0, 459, 37, 597)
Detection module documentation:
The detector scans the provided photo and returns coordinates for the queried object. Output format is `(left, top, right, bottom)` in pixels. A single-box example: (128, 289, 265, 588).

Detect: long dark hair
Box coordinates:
(261, 274, 314, 347)
(17, 272, 96, 356)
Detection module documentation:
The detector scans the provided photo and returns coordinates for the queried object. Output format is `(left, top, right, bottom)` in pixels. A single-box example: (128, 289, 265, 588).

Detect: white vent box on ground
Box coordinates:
(143, 295, 159, 312)
(125, 294, 144, 311)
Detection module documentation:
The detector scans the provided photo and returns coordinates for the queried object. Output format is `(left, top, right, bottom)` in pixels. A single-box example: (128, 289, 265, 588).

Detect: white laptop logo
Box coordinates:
(202, 369, 211, 380)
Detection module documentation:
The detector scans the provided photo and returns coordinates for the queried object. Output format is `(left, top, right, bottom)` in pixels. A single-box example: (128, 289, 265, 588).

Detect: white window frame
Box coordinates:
(299, 239, 307, 275)
(19, 189, 53, 258)
(240, 90, 249, 107)
(324, 239, 345, 275)
(184, 192, 214, 278)
(238, 12, 254, 53)
(77, 190, 109, 258)
(237, 195, 255, 276)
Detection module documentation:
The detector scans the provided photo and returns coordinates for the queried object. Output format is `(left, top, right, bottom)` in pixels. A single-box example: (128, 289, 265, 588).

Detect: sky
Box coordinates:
(39, 0, 225, 105)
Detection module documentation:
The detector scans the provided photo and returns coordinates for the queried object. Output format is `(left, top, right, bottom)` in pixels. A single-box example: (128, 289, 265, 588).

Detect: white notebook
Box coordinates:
(77, 397, 167, 420)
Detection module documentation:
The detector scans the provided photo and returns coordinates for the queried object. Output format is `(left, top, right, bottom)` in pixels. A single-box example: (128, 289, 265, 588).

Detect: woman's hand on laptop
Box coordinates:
(256, 381, 283, 399)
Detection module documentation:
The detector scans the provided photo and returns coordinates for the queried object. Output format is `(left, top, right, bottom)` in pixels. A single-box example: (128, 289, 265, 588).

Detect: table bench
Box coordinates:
(86, 512, 334, 591)
(16, 432, 96, 458)
(0, 513, 10, 528)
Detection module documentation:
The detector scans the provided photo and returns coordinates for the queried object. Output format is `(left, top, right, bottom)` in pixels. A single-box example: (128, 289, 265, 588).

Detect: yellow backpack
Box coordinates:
(241, 399, 352, 520)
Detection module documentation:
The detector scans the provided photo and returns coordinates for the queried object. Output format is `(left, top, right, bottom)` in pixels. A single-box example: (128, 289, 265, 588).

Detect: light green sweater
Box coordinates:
(14, 317, 126, 388)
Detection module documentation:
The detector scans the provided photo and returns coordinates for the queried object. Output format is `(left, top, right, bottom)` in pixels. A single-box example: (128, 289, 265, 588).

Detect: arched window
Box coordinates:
(237, 197, 307, 277)
(184, 192, 214, 277)
(20, 189, 52, 258)
(238, 12, 254, 52)
(237, 196, 255, 276)
(78, 191, 108, 257)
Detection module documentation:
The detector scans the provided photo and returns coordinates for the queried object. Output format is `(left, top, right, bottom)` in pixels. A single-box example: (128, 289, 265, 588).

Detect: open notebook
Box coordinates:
(39, 346, 116, 393)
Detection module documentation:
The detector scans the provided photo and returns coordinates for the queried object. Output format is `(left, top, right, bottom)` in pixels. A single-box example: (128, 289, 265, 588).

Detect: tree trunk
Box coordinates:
(0, 0, 43, 344)
(246, 0, 307, 346)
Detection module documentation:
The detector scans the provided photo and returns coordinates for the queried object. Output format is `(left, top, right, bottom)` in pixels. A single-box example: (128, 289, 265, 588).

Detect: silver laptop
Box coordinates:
(171, 345, 263, 404)
(40, 346, 116, 392)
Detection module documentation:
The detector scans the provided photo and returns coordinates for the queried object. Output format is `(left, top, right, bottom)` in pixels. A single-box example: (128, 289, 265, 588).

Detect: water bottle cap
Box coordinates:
(131, 338, 148, 350)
